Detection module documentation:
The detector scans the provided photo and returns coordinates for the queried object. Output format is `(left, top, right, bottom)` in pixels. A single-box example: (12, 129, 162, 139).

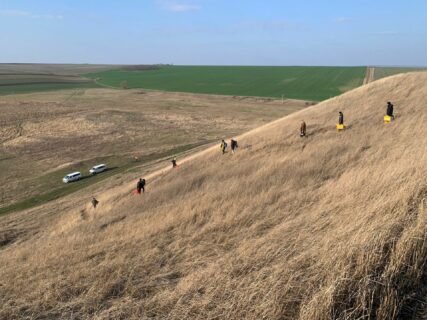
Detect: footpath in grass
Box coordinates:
(86, 66, 366, 101)
(0, 142, 209, 216)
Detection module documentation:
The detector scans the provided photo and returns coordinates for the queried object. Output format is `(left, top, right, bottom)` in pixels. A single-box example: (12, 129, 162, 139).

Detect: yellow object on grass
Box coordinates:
(384, 115, 392, 123)
(336, 124, 345, 130)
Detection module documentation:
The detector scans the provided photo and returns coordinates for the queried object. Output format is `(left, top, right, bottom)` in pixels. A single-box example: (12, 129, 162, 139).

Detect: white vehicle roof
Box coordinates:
(92, 164, 106, 169)
(66, 172, 81, 176)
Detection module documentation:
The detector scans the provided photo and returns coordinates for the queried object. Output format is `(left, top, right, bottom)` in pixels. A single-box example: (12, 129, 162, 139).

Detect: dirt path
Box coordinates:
(363, 67, 375, 85)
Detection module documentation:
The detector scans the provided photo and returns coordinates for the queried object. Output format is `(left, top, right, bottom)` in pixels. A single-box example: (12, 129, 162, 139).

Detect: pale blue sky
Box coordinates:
(0, 0, 426, 66)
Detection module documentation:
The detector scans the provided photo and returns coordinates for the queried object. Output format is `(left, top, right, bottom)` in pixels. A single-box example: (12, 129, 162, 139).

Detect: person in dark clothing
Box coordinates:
(91, 197, 99, 209)
(386, 102, 394, 119)
(137, 178, 146, 194)
(300, 120, 307, 137)
(171, 157, 177, 168)
(220, 139, 227, 154)
(141, 178, 146, 192)
(230, 139, 238, 154)
(338, 112, 344, 125)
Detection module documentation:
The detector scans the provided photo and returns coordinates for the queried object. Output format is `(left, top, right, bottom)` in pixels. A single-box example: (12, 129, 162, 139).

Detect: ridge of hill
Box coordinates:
(1, 72, 427, 319)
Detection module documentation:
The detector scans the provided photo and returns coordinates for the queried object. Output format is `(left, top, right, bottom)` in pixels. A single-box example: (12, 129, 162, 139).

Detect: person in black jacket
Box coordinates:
(230, 139, 238, 154)
(220, 139, 227, 154)
(137, 178, 146, 194)
(171, 157, 177, 168)
(338, 112, 344, 125)
(386, 102, 394, 119)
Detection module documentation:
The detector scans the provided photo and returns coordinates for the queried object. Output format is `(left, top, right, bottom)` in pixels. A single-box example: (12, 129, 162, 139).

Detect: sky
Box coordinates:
(0, 0, 426, 66)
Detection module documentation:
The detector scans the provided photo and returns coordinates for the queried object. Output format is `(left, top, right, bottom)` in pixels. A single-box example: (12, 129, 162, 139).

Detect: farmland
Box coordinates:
(0, 64, 114, 95)
(87, 66, 367, 101)
(2, 64, 425, 99)
(0, 81, 100, 95)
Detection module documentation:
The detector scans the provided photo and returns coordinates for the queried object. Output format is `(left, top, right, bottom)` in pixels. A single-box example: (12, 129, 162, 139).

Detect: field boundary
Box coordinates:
(363, 67, 375, 85)
(93, 78, 120, 90)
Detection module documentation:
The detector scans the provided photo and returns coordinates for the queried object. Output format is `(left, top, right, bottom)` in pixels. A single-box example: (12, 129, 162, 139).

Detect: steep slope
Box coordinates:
(1, 72, 427, 319)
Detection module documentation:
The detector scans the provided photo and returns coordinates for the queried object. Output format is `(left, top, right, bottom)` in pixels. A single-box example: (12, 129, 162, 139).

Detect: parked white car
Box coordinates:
(63, 172, 82, 183)
(89, 164, 107, 175)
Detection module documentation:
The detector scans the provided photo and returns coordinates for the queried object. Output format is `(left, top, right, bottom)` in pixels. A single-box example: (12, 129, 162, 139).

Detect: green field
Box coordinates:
(87, 66, 367, 101)
(3, 65, 426, 99)
(0, 81, 100, 95)
(374, 67, 427, 80)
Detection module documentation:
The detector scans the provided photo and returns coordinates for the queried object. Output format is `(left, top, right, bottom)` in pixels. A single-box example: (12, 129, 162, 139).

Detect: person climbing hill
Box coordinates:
(171, 157, 177, 168)
(300, 120, 307, 137)
(230, 139, 238, 154)
(220, 139, 228, 154)
(338, 111, 344, 125)
(91, 197, 99, 209)
(137, 178, 146, 194)
(386, 101, 395, 119)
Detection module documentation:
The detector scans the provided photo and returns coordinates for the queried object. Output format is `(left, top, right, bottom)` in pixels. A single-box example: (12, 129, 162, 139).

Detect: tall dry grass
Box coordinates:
(1, 72, 427, 319)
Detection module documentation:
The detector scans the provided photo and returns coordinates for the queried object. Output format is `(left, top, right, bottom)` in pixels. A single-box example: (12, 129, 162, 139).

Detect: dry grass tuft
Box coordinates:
(1, 72, 427, 319)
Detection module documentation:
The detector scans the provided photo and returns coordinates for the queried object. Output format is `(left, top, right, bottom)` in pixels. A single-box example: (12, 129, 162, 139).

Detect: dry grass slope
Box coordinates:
(0, 89, 306, 210)
(1, 72, 427, 319)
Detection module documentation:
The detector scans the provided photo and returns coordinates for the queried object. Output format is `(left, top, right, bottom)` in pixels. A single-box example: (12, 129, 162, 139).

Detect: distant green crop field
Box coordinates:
(374, 67, 427, 80)
(0, 82, 100, 95)
(86, 66, 366, 101)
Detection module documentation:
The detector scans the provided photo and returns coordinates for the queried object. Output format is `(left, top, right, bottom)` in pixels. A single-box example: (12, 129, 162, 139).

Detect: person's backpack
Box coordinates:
(142, 179, 146, 186)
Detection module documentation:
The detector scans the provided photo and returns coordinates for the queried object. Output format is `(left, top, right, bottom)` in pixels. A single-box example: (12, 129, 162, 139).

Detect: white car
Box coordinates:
(63, 172, 82, 183)
(89, 164, 107, 175)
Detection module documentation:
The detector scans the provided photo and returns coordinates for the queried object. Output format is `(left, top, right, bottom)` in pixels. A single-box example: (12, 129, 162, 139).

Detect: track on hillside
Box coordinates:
(363, 67, 375, 85)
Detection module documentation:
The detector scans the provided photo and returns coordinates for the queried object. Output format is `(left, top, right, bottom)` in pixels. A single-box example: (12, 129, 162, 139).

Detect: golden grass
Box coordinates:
(1, 72, 427, 319)
(0, 89, 307, 208)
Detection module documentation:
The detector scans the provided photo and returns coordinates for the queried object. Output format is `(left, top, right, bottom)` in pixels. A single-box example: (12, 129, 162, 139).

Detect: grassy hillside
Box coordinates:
(1, 72, 426, 319)
(0, 89, 308, 214)
(87, 66, 366, 101)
